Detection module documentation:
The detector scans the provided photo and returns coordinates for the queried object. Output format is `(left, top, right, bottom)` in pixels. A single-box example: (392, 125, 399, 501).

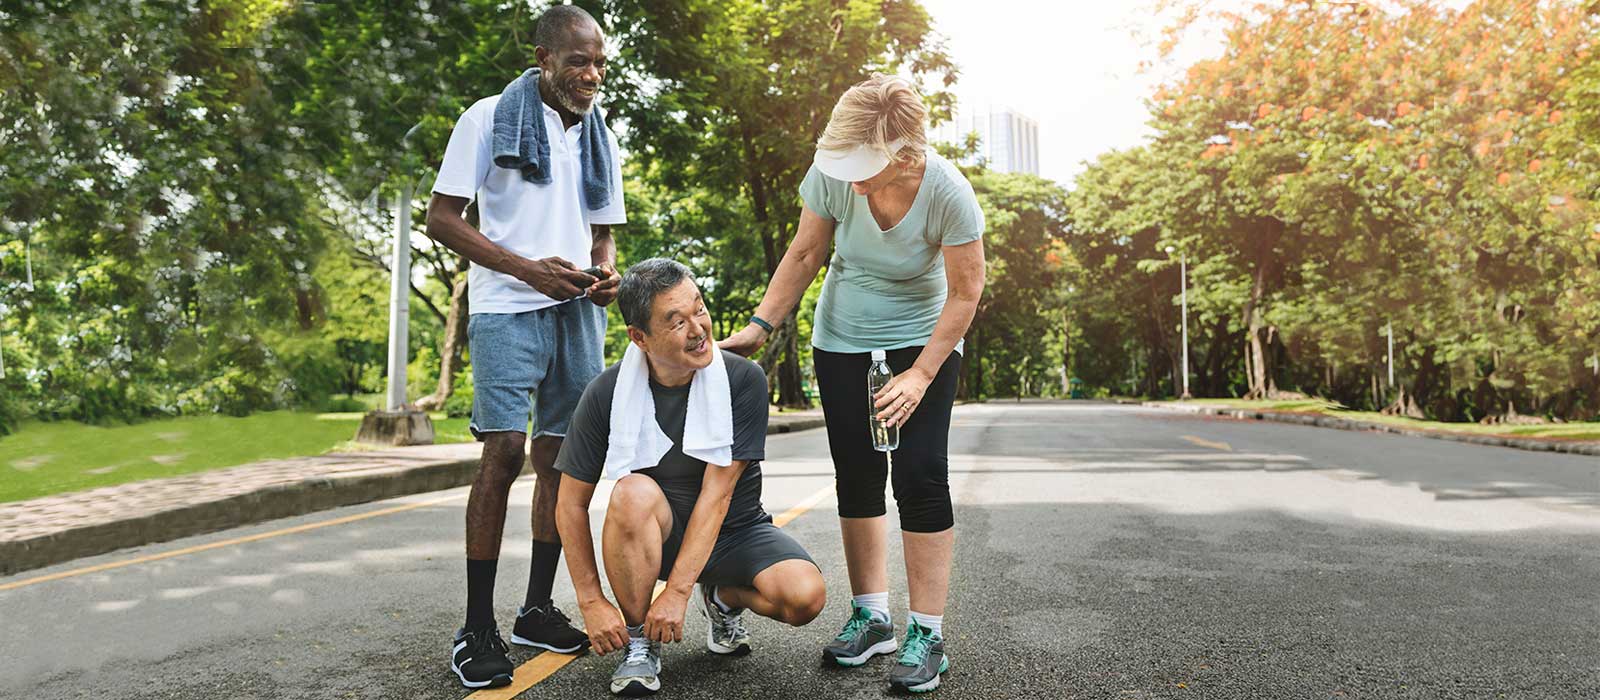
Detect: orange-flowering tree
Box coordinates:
(1069, 0, 1599, 420)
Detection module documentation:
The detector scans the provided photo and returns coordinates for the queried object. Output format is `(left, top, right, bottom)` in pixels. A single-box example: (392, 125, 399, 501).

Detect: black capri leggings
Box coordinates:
(813, 346, 961, 533)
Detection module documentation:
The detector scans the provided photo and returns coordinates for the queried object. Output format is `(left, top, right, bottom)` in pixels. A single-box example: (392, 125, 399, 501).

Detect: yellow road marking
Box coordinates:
(1181, 435, 1233, 452)
(0, 492, 467, 592)
(463, 646, 585, 700)
(774, 484, 834, 527)
(468, 483, 836, 699)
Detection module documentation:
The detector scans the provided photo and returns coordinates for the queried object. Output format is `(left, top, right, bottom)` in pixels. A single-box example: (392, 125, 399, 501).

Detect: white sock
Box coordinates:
(852, 592, 890, 621)
(711, 586, 735, 613)
(627, 623, 645, 639)
(908, 610, 943, 639)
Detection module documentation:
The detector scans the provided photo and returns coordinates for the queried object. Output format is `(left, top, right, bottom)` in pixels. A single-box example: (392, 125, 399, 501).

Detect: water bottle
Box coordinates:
(868, 350, 899, 452)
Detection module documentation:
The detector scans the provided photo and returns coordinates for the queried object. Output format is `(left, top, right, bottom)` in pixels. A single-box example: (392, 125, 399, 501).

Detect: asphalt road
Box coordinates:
(3, 401, 1597, 699)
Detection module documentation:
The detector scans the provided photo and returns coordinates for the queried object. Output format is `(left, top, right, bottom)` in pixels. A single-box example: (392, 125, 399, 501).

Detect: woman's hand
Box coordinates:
(718, 323, 770, 358)
(873, 366, 933, 428)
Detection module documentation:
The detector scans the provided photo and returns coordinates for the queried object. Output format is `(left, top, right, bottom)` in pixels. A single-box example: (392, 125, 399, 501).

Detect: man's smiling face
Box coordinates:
(631, 278, 716, 378)
(537, 21, 607, 117)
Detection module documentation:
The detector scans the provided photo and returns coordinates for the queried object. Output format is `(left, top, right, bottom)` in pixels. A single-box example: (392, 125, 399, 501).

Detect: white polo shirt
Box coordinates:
(432, 95, 626, 315)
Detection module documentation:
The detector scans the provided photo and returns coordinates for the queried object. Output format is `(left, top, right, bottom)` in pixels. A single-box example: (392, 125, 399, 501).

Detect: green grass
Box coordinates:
(1166, 398, 1600, 441)
(0, 411, 474, 504)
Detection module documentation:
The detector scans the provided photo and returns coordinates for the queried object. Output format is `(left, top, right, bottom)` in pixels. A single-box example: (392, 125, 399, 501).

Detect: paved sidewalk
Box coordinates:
(0, 410, 825, 577)
(1137, 400, 1600, 456)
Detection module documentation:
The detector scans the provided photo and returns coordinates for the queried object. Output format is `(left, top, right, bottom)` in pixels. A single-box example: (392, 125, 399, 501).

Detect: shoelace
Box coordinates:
(897, 624, 936, 666)
(469, 629, 509, 657)
(835, 606, 874, 642)
(540, 604, 573, 625)
(623, 637, 653, 666)
(720, 612, 748, 641)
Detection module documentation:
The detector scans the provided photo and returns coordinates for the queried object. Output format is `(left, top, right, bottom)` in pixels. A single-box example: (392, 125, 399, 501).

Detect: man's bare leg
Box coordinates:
(601, 475, 673, 624)
(714, 559, 826, 626)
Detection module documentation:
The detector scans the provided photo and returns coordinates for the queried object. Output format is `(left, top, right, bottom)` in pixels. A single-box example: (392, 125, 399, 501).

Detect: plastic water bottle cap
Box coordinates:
(870, 350, 886, 361)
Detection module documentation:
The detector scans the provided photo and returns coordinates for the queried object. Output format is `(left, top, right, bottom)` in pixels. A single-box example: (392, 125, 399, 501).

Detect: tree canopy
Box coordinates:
(1068, 0, 1600, 420)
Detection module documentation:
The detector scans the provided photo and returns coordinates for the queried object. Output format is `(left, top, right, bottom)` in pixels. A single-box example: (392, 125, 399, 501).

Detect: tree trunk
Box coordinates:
(1241, 267, 1279, 399)
(967, 325, 985, 400)
(1243, 337, 1257, 397)
(739, 124, 810, 408)
(776, 311, 808, 408)
(1381, 384, 1425, 419)
(757, 311, 791, 380)
(415, 254, 470, 412)
(1201, 318, 1232, 397)
(1060, 308, 1071, 396)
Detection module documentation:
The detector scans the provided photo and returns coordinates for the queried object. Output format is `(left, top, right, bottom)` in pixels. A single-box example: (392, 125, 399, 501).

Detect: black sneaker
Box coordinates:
(451, 626, 513, 689)
(511, 601, 591, 653)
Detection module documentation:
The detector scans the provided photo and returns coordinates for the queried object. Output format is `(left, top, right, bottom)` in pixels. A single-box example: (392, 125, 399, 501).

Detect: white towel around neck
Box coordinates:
(602, 343, 733, 480)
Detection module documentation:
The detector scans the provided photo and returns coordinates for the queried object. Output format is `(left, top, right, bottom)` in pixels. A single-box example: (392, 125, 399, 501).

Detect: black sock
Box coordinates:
(466, 558, 498, 631)
(523, 540, 562, 611)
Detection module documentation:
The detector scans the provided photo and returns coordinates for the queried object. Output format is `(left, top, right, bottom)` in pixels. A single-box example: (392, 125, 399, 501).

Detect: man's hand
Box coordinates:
(718, 323, 769, 358)
(643, 587, 689, 644)
(587, 263, 621, 307)
(515, 257, 598, 301)
(579, 598, 629, 655)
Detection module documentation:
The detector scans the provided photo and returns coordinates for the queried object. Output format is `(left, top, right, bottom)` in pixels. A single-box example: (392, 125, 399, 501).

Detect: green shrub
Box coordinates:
(445, 370, 474, 418)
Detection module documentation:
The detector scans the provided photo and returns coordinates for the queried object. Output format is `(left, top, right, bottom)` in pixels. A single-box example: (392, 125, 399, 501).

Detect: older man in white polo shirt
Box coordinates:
(423, 5, 624, 689)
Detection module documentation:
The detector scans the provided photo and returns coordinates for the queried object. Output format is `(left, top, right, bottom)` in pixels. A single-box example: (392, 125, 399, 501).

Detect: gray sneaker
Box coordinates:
(697, 584, 751, 655)
(886, 621, 948, 693)
(609, 637, 662, 696)
(822, 602, 897, 667)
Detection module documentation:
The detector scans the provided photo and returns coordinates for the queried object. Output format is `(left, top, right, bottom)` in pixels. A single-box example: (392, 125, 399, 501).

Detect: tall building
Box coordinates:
(929, 104, 1040, 175)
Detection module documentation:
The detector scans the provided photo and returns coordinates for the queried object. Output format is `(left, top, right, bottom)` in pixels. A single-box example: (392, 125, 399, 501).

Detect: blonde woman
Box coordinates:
(721, 74, 985, 693)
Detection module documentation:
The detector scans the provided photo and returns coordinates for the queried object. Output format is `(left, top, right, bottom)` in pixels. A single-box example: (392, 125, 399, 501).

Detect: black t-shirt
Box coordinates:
(555, 350, 772, 532)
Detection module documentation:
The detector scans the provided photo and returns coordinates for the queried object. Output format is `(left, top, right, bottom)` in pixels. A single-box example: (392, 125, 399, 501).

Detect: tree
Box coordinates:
(597, 0, 957, 406)
(1069, 0, 1599, 420)
(0, 0, 330, 422)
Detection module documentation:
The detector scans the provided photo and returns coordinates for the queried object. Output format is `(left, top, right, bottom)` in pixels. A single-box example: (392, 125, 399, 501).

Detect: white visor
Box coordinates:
(813, 138, 908, 183)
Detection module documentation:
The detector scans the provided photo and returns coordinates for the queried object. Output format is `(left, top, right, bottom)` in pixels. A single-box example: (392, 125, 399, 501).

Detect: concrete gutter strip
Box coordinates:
(0, 411, 827, 577)
(1136, 401, 1600, 457)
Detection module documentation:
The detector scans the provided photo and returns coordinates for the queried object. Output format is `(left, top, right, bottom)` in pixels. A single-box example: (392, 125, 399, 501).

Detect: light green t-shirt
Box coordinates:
(798, 149, 984, 354)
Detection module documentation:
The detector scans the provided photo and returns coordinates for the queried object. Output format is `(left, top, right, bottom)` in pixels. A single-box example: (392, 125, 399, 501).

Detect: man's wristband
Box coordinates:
(749, 315, 774, 334)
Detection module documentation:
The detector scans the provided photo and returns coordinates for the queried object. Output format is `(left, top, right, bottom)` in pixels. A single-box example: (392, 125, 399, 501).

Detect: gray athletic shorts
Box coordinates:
(659, 514, 817, 587)
(467, 301, 606, 439)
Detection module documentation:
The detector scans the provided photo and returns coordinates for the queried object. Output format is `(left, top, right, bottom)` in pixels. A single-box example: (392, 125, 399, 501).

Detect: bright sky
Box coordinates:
(918, 0, 1220, 186)
(918, 0, 1478, 187)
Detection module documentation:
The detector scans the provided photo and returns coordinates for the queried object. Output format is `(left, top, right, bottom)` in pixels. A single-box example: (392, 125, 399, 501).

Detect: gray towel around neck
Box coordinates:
(491, 67, 613, 211)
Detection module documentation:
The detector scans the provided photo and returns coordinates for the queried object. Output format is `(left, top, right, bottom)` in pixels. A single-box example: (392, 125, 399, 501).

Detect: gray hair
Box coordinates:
(618, 258, 693, 332)
(533, 4, 599, 53)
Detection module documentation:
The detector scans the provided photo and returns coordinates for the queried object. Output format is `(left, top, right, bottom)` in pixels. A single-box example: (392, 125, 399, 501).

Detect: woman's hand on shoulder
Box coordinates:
(719, 323, 769, 358)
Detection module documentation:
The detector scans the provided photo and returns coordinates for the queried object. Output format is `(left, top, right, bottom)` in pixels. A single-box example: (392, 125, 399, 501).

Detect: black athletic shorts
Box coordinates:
(658, 511, 816, 587)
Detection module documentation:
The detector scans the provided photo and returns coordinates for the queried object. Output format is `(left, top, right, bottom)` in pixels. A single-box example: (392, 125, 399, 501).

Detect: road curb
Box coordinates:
(0, 414, 826, 578)
(769, 417, 827, 434)
(0, 455, 481, 578)
(1132, 400, 1600, 456)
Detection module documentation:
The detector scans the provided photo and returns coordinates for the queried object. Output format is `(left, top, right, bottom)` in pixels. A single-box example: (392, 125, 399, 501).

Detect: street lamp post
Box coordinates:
(356, 124, 436, 446)
(356, 175, 435, 446)
(1167, 246, 1191, 399)
(384, 181, 413, 412)
(1385, 321, 1394, 389)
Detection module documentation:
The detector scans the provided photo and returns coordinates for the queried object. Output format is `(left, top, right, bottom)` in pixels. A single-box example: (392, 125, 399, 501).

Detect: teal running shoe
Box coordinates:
(886, 620, 948, 693)
(822, 602, 897, 667)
